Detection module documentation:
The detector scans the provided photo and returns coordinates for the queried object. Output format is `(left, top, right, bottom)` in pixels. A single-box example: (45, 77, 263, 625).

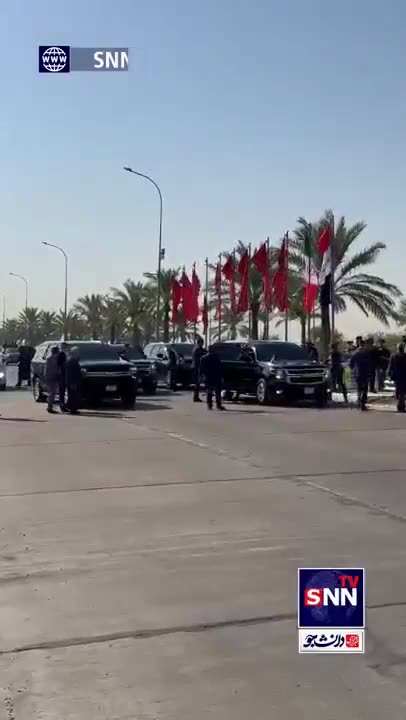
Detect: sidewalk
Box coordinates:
(332, 389, 396, 408)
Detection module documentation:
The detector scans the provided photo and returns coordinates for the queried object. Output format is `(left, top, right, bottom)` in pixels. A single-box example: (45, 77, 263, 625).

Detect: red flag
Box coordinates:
(237, 251, 249, 313)
(171, 277, 182, 323)
(214, 261, 222, 321)
(252, 243, 272, 311)
(191, 267, 201, 323)
(202, 294, 208, 333)
(222, 255, 236, 312)
(318, 226, 331, 255)
(180, 271, 193, 322)
(272, 237, 289, 311)
(303, 262, 318, 313)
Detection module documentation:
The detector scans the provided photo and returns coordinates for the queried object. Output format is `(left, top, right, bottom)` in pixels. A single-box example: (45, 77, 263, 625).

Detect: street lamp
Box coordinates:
(41, 242, 68, 340)
(9, 272, 28, 312)
(123, 166, 164, 341)
(9, 272, 29, 341)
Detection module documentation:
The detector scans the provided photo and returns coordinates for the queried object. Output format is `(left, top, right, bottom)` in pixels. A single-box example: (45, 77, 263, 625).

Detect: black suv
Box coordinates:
(144, 342, 196, 389)
(212, 341, 330, 407)
(115, 344, 159, 394)
(31, 341, 137, 408)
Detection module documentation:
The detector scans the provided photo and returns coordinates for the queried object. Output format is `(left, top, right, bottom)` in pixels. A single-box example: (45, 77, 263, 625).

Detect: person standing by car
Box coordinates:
(376, 338, 391, 391)
(46, 346, 60, 413)
(167, 347, 178, 391)
(16, 343, 33, 388)
(306, 342, 319, 362)
(389, 343, 406, 413)
(350, 339, 371, 411)
(200, 345, 224, 411)
(58, 344, 68, 412)
(330, 342, 348, 403)
(65, 346, 82, 415)
(192, 337, 206, 402)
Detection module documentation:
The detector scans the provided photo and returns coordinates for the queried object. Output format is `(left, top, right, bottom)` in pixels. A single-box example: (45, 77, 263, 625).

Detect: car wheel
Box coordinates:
(143, 382, 157, 395)
(315, 392, 329, 408)
(256, 379, 270, 405)
(33, 377, 46, 403)
(122, 392, 136, 409)
(0, 384, 6, 392)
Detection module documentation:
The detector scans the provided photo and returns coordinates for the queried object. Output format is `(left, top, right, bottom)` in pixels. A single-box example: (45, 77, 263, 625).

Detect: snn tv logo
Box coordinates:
(38, 46, 129, 73)
(304, 574, 359, 607)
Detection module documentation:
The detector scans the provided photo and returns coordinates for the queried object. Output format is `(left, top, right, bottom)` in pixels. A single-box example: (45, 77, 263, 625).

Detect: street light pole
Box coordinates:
(42, 242, 68, 339)
(123, 166, 163, 341)
(9, 272, 28, 311)
(9, 272, 28, 341)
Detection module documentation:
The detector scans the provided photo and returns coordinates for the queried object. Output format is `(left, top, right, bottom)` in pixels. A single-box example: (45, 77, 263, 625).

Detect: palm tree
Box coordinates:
(74, 294, 105, 340)
(2, 319, 20, 346)
(290, 211, 401, 356)
(144, 268, 180, 342)
(395, 299, 406, 330)
(39, 310, 57, 341)
(111, 280, 147, 345)
(18, 307, 41, 345)
(103, 296, 125, 344)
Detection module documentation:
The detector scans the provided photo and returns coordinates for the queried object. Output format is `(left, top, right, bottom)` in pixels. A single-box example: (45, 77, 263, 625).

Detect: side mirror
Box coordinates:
(156, 352, 165, 360)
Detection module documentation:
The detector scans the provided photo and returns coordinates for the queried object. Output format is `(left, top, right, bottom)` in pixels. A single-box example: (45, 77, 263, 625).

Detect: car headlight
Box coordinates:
(131, 369, 138, 378)
(0, 372, 4, 378)
(275, 369, 285, 380)
(324, 369, 330, 380)
(151, 362, 158, 372)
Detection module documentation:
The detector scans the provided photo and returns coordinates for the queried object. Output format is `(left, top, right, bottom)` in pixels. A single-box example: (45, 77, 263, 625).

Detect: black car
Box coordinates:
(211, 341, 330, 407)
(144, 342, 196, 389)
(31, 341, 137, 408)
(1, 347, 19, 364)
(115, 344, 158, 394)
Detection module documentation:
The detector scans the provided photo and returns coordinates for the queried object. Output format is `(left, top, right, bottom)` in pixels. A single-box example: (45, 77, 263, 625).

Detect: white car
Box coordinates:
(0, 361, 6, 391)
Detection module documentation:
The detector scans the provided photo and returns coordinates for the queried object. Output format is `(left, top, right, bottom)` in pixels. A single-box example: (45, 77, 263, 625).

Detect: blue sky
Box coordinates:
(1, 0, 405, 337)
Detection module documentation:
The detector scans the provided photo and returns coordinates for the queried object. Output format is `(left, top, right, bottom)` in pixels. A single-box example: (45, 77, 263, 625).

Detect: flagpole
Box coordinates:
(192, 262, 197, 342)
(204, 257, 209, 348)
(284, 232, 289, 342)
(307, 254, 312, 345)
(330, 213, 335, 344)
(248, 243, 252, 339)
(218, 253, 222, 342)
(265, 237, 270, 340)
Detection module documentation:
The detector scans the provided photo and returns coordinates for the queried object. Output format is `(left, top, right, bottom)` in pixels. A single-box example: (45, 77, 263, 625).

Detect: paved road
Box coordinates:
(0, 389, 406, 718)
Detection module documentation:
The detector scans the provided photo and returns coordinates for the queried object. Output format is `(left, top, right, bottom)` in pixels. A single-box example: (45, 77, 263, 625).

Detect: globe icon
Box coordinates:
(42, 47, 67, 73)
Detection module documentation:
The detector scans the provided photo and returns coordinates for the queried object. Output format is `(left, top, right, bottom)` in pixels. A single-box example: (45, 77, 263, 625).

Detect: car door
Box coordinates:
(39, 344, 54, 389)
(151, 345, 168, 383)
(239, 347, 261, 392)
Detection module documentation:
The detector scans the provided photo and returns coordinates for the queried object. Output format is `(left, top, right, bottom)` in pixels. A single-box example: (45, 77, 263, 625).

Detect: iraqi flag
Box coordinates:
(303, 263, 319, 313)
(318, 226, 332, 306)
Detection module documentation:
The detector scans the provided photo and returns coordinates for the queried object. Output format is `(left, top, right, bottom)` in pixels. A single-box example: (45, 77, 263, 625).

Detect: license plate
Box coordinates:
(106, 384, 117, 392)
(304, 387, 315, 395)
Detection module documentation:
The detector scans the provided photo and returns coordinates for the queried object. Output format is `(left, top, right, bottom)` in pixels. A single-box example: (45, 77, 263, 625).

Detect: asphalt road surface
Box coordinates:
(1, 386, 406, 719)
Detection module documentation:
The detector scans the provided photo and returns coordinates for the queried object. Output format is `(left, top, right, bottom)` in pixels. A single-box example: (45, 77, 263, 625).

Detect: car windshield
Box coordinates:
(214, 345, 249, 361)
(172, 344, 195, 358)
(255, 343, 309, 362)
(66, 344, 127, 360)
(118, 346, 145, 360)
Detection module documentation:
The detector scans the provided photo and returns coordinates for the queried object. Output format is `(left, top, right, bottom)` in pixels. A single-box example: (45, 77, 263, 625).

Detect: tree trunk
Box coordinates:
(230, 315, 237, 340)
(300, 317, 306, 346)
(110, 324, 116, 344)
(163, 305, 170, 343)
(320, 304, 331, 360)
(251, 309, 259, 340)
